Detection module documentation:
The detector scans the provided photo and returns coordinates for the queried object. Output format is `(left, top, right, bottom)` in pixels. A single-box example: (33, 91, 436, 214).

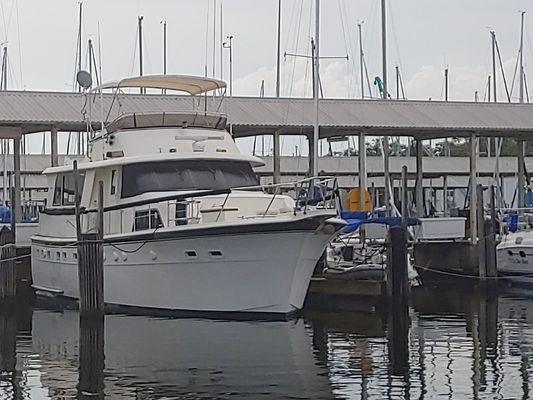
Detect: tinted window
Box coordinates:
(53, 173, 85, 206)
(121, 160, 258, 198)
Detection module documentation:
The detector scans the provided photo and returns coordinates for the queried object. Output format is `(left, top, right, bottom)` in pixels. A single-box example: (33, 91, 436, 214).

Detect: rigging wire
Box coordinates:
(494, 35, 511, 102)
(14, 0, 21, 88)
(204, 0, 210, 77)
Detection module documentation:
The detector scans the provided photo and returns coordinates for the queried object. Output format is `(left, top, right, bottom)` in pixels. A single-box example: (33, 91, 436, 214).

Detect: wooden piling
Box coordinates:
(387, 225, 410, 375)
(0, 226, 15, 300)
(388, 226, 409, 304)
(476, 184, 487, 280)
(75, 159, 104, 316)
(485, 185, 497, 278)
(78, 233, 104, 315)
(401, 165, 408, 228)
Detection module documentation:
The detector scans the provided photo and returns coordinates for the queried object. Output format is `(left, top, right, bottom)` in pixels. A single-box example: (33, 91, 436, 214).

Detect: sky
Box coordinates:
(1, 0, 533, 154)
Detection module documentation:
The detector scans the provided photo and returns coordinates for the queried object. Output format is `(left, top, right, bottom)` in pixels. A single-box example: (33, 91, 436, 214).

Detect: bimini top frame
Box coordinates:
(96, 74, 227, 96)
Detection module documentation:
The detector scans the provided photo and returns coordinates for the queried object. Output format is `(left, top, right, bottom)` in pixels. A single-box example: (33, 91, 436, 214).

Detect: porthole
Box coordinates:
(508, 250, 514, 256)
(209, 250, 223, 258)
(185, 250, 197, 258)
(520, 251, 527, 258)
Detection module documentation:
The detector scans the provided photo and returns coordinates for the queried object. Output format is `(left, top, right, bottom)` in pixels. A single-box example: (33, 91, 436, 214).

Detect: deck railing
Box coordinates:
(90, 176, 339, 235)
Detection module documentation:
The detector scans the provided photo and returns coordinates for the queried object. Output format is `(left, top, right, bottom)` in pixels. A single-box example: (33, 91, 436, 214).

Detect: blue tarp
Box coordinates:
(0, 206, 11, 223)
(341, 215, 420, 234)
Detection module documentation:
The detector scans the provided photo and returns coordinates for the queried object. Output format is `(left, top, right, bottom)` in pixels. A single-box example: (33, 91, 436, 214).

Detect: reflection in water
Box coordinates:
(2, 287, 533, 398)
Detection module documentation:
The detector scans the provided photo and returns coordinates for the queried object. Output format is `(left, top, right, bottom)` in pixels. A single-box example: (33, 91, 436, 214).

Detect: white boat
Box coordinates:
(31, 75, 344, 316)
(497, 230, 533, 283)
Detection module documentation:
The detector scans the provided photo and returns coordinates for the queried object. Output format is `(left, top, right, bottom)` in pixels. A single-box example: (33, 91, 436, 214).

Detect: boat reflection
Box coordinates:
(29, 309, 334, 399)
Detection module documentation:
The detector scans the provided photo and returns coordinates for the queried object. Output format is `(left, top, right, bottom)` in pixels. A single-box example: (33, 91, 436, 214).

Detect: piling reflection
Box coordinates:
(77, 316, 105, 400)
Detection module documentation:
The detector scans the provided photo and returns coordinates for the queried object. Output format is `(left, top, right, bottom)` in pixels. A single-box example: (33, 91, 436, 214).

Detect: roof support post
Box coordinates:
(383, 136, 390, 215)
(443, 174, 448, 216)
(415, 139, 424, 217)
(518, 139, 526, 209)
(51, 126, 58, 167)
(273, 130, 281, 184)
(358, 131, 367, 208)
(13, 137, 21, 224)
(308, 134, 316, 177)
(470, 132, 478, 244)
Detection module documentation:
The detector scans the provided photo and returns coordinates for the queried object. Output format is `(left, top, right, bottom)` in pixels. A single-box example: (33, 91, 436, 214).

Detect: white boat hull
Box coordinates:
(497, 231, 533, 284)
(32, 214, 341, 315)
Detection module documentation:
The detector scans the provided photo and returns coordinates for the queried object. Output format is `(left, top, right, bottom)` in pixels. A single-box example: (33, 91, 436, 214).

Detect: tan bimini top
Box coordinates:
(96, 75, 227, 96)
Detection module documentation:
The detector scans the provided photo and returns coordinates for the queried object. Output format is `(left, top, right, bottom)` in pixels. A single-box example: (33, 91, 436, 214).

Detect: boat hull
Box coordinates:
(497, 232, 533, 284)
(32, 215, 341, 315)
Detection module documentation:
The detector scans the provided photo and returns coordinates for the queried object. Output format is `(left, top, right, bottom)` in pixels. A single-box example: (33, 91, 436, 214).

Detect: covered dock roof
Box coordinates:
(0, 90, 532, 139)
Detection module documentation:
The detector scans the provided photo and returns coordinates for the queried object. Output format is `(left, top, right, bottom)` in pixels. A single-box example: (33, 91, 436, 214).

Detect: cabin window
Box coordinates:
(175, 201, 188, 225)
(52, 176, 62, 206)
(110, 170, 117, 195)
(121, 160, 259, 198)
(53, 173, 85, 206)
(133, 209, 164, 231)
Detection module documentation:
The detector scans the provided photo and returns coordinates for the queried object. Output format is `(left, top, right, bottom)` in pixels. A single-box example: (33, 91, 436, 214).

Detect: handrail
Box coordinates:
(82, 188, 231, 214)
(81, 176, 337, 216)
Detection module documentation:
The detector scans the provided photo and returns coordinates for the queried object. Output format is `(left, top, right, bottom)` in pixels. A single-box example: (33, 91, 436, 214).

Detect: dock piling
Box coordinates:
(476, 184, 487, 279)
(75, 159, 104, 316)
(0, 226, 15, 300)
(388, 226, 409, 304)
(387, 225, 410, 375)
(485, 185, 497, 278)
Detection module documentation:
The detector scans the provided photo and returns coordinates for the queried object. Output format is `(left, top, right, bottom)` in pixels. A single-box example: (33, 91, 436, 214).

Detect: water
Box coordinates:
(2, 285, 533, 399)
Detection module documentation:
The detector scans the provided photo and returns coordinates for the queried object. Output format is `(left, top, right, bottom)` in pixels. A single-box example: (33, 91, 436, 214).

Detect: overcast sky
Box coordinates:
(2, 0, 533, 153)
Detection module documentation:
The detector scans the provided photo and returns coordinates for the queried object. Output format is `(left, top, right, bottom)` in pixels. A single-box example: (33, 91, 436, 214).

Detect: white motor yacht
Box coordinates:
(497, 230, 533, 283)
(31, 75, 344, 316)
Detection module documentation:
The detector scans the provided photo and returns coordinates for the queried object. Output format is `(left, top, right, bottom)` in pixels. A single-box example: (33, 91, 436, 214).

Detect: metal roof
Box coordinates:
(0, 90, 533, 139)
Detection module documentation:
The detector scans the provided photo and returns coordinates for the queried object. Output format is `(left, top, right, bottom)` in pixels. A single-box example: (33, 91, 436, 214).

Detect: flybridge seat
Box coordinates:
(105, 111, 227, 134)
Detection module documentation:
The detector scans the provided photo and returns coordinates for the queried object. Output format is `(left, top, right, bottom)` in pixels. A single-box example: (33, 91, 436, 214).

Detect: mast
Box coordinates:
(396, 65, 399, 100)
(138, 15, 144, 93)
(444, 67, 449, 101)
(163, 20, 167, 75)
(77, 2, 83, 92)
(311, 0, 320, 177)
(358, 22, 364, 99)
(220, 0, 223, 79)
(275, 0, 282, 97)
(381, 0, 388, 99)
(491, 30, 497, 102)
(381, 0, 390, 213)
(520, 11, 526, 103)
(518, 11, 527, 208)
(1, 47, 6, 204)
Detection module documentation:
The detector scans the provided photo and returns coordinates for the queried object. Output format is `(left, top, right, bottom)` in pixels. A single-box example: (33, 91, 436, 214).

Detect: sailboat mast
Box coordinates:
(381, 0, 387, 99)
(358, 22, 364, 99)
(312, 0, 320, 177)
(138, 16, 144, 94)
(381, 0, 390, 214)
(275, 0, 282, 97)
(520, 11, 526, 103)
(163, 21, 167, 75)
(77, 2, 83, 92)
(491, 31, 497, 102)
(1, 47, 6, 204)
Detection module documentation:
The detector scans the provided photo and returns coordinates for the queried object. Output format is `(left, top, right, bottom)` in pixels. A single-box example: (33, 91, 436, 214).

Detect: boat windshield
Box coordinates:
(121, 160, 259, 198)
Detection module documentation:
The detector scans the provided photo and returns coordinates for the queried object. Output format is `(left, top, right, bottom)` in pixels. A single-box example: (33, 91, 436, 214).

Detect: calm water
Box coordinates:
(2, 286, 533, 399)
